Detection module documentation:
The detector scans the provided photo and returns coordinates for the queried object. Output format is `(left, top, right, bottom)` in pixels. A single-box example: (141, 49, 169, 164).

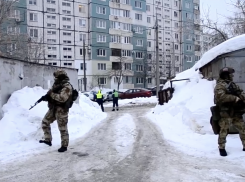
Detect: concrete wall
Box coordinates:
(0, 57, 78, 119)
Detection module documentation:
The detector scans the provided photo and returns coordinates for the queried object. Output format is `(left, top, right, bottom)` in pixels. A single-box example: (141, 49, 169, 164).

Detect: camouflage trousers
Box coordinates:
(41, 107, 69, 147)
(218, 112, 245, 149)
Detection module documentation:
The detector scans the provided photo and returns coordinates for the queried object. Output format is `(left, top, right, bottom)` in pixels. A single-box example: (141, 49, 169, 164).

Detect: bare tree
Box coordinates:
(0, 0, 18, 25)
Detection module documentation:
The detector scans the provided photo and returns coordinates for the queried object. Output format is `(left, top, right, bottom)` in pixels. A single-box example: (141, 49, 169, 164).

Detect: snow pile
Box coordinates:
(150, 34, 245, 160)
(0, 86, 106, 163)
(104, 96, 157, 107)
(112, 114, 137, 159)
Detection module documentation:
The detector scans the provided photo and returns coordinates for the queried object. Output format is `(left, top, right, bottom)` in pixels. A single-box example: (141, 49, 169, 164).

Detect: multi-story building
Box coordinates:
(1, 0, 200, 90)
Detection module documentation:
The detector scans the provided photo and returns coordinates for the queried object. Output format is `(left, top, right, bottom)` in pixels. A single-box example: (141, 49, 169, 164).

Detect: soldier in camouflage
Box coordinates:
(39, 69, 73, 152)
(214, 67, 245, 156)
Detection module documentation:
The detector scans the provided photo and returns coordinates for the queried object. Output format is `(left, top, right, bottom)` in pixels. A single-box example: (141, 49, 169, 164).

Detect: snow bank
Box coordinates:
(0, 86, 106, 163)
(194, 34, 245, 69)
(104, 96, 157, 107)
(150, 67, 245, 161)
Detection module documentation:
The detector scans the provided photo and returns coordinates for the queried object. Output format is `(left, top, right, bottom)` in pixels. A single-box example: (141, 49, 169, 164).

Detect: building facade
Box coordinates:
(1, 0, 200, 90)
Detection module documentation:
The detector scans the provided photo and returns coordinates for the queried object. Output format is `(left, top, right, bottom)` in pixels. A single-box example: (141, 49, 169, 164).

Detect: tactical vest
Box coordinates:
(96, 93, 102, 99)
(114, 91, 119, 97)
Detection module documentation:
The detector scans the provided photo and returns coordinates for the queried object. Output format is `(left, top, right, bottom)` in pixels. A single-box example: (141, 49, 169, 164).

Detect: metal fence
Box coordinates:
(158, 87, 175, 105)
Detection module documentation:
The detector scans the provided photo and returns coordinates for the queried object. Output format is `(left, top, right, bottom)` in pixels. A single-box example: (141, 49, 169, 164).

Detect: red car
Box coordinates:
(119, 88, 152, 99)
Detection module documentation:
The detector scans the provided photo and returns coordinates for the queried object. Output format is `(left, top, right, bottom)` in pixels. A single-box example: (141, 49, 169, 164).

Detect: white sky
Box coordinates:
(200, 0, 234, 24)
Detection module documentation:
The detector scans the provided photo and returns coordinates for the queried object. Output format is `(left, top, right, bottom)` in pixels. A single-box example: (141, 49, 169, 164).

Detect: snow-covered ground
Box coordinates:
(149, 35, 245, 165)
(0, 86, 106, 163)
(104, 96, 157, 107)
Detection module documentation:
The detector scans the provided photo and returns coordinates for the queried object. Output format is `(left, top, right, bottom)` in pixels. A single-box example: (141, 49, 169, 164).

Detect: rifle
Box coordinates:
(29, 94, 48, 110)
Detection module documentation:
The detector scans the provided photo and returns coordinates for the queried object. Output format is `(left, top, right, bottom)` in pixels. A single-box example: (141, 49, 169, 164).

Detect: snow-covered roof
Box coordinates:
(194, 34, 245, 70)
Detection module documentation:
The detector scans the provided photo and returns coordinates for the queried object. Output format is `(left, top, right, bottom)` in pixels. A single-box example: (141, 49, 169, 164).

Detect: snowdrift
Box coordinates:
(150, 35, 245, 160)
(0, 86, 106, 162)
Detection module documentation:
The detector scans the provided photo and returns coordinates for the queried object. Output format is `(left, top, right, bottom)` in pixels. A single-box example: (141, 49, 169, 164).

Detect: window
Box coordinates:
(136, 39, 143, 46)
(97, 34, 106, 42)
(111, 49, 121, 56)
(174, 1, 178, 6)
(148, 53, 152, 59)
(63, 62, 72, 66)
(147, 17, 151, 23)
(29, 0, 37, 5)
(135, 1, 142, 8)
(146, 5, 150, 11)
(9, 9, 20, 19)
(97, 49, 106, 56)
(175, 67, 179, 72)
(111, 35, 121, 43)
(123, 10, 130, 17)
(80, 34, 86, 41)
(96, 6, 106, 14)
(80, 63, 87, 70)
(48, 62, 57, 66)
(47, 30, 56, 35)
(174, 22, 178, 28)
(47, 0, 55, 4)
(136, 65, 143, 71)
(187, 45, 192, 51)
(136, 52, 143, 59)
(111, 8, 120, 16)
(47, 15, 56, 19)
(98, 78, 107, 85)
(98, 63, 106, 70)
(136, 78, 144, 84)
(79, 5, 85, 13)
(122, 50, 131, 57)
(30, 29, 38, 37)
(147, 78, 152, 84)
(121, 0, 130, 5)
(79, 19, 86, 27)
(96, 20, 106, 28)
(63, 32, 71, 36)
(124, 63, 132, 70)
(47, 54, 57, 58)
(185, 55, 192, 62)
(7, 27, 20, 34)
(175, 44, 178, 50)
(47, 23, 56, 28)
(174, 11, 178, 17)
(63, 25, 71, 29)
(134, 26, 143, 34)
(122, 23, 131, 31)
(7, 43, 16, 52)
(62, 2, 71, 7)
(148, 41, 151, 47)
(122, 36, 131, 44)
(48, 46, 56, 51)
(135, 13, 142, 20)
(63, 56, 72, 59)
(63, 40, 71, 44)
(63, 47, 72, 51)
(62, 10, 71, 14)
(110, 21, 120, 29)
(63, 17, 71, 21)
(47, 8, 55, 12)
(30, 13, 38, 21)
(185, 2, 190, 8)
(47, 39, 56, 43)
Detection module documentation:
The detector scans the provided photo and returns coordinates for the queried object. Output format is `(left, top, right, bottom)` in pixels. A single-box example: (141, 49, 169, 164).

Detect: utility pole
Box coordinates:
(155, 19, 160, 98)
(83, 40, 87, 91)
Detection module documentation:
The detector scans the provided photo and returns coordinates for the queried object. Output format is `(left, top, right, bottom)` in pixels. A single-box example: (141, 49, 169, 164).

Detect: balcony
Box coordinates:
(109, 1, 132, 10)
(109, 42, 133, 50)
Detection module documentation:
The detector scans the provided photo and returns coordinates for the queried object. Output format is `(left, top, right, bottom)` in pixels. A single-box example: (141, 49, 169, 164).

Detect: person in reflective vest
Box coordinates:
(96, 90, 104, 112)
(112, 89, 119, 111)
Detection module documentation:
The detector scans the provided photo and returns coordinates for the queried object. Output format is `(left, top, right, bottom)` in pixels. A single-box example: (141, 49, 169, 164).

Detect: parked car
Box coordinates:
(148, 85, 164, 96)
(105, 91, 123, 101)
(119, 88, 152, 99)
(87, 91, 107, 102)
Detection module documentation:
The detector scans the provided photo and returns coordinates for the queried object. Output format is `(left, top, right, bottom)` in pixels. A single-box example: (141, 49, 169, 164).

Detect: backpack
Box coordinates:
(68, 83, 78, 108)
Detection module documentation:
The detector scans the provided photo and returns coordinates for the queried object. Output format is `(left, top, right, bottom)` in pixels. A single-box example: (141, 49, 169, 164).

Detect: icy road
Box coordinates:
(1, 105, 245, 182)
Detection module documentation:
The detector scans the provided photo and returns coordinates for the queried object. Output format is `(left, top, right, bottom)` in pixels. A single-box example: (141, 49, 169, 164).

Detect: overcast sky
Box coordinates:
(200, 0, 234, 23)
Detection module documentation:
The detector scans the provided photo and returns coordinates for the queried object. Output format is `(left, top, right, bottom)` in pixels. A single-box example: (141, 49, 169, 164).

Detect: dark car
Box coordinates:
(148, 85, 164, 96)
(119, 88, 152, 99)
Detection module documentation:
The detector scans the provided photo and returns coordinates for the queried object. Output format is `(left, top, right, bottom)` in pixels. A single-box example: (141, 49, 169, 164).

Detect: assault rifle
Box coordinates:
(29, 94, 49, 110)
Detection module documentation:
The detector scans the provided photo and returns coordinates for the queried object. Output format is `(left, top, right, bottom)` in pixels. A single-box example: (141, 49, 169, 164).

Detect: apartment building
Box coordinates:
(1, 0, 200, 90)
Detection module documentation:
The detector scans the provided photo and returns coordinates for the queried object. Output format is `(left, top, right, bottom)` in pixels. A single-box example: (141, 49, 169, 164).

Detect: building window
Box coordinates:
(48, 46, 56, 51)
(30, 13, 38, 21)
(80, 48, 86, 55)
(175, 44, 178, 50)
(111, 35, 121, 43)
(136, 78, 144, 84)
(96, 6, 106, 14)
(30, 29, 38, 37)
(63, 25, 71, 29)
(135, 1, 142, 8)
(62, 2, 71, 7)
(64, 62, 72, 66)
(96, 20, 106, 28)
(136, 39, 143, 46)
(185, 2, 190, 8)
(97, 49, 106, 56)
(187, 45, 192, 51)
(122, 50, 131, 57)
(63, 56, 72, 59)
(48, 62, 57, 66)
(47, 55, 57, 58)
(79, 19, 86, 27)
(122, 10, 130, 17)
(63, 32, 71, 36)
(97, 34, 106, 42)
(29, 0, 37, 5)
(47, 15, 56, 19)
(147, 17, 151, 23)
(134, 26, 143, 34)
(146, 5, 150, 11)
(80, 63, 87, 70)
(80, 34, 86, 41)
(174, 1, 178, 6)
(63, 47, 72, 51)
(135, 13, 142, 20)
(47, 0, 56, 4)
(62, 17, 71, 21)
(121, 0, 130, 5)
(7, 27, 20, 34)
(174, 11, 178, 17)
(62, 10, 71, 14)
(124, 63, 132, 70)
(136, 65, 143, 72)
(147, 78, 152, 84)
(122, 36, 131, 44)
(79, 5, 85, 13)
(111, 49, 121, 57)
(135, 52, 143, 59)
(98, 78, 107, 85)
(98, 63, 106, 70)
(47, 8, 55, 12)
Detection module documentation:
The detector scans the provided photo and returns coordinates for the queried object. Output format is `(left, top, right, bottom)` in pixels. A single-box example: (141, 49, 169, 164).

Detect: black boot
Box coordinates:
(243, 148, 245, 151)
(58, 146, 67, 152)
(219, 148, 227, 156)
(117, 108, 119, 111)
(39, 140, 52, 146)
(112, 109, 115, 111)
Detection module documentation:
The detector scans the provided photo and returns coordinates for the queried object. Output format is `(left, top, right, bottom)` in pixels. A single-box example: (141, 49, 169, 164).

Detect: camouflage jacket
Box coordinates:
(214, 78, 245, 112)
(48, 82, 73, 109)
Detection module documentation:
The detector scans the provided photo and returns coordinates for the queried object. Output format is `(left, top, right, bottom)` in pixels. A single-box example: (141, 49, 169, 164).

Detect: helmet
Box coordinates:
(53, 69, 68, 78)
(219, 67, 235, 76)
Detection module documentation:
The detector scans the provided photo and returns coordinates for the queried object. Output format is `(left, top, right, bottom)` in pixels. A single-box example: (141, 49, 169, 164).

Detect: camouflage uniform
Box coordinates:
(41, 69, 73, 148)
(214, 77, 245, 150)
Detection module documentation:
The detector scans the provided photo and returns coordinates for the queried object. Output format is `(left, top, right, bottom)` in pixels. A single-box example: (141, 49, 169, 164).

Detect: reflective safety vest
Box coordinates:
(113, 91, 119, 97)
(96, 93, 102, 99)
